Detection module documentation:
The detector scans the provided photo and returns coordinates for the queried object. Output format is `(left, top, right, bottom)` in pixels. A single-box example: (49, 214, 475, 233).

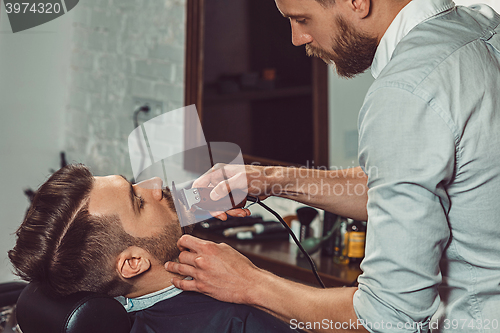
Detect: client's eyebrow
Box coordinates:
(119, 175, 137, 214)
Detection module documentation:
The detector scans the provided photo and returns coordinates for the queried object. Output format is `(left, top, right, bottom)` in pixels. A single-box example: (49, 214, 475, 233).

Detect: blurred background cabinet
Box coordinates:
(185, 0, 329, 167)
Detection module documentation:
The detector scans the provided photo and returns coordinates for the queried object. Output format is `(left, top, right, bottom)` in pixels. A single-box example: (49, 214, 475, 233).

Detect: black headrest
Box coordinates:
(0, 281, 27, 308)
(16, 282, 131, 333)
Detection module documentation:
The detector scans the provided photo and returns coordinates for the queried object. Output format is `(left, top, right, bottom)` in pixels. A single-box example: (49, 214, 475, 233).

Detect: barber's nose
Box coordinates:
(135, 177, 163, 201)
(291, 24, 313, 46)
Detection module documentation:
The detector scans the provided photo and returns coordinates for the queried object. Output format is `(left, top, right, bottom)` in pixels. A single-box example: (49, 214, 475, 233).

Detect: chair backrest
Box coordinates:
(16, 282, 131, 333)
(0, 281, 27, 308)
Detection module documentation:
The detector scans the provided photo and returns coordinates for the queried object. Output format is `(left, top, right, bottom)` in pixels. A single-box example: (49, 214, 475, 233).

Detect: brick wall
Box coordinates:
(65, 0, 186, 177)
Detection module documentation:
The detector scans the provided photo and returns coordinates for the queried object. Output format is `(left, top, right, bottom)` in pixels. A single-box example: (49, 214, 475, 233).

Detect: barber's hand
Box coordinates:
(192, 163, 273, 220)
(165, 235, 260, 304)
(212, 208, 252, 221)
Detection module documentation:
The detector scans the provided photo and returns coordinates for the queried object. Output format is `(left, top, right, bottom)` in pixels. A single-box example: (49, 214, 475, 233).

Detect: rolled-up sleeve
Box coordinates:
(354, 85, 456, 332)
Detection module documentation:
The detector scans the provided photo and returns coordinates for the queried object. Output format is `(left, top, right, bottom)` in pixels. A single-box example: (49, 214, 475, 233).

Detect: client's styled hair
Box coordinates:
(9, 164, 137, 297)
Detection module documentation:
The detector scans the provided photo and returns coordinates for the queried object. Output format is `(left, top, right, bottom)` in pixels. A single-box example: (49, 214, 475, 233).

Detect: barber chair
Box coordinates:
(0, 281, 132, 333)
(0, 281, 27, 332)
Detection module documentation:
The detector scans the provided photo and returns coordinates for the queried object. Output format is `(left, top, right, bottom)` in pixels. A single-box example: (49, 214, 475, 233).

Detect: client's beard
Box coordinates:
(306, 15, 378, 78)
(133, 222, 183, 264)
(132, 188, 195, 264)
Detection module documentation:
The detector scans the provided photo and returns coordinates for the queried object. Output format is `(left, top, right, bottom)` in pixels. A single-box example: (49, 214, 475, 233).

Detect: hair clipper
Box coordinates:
(171, 181, 255, 234)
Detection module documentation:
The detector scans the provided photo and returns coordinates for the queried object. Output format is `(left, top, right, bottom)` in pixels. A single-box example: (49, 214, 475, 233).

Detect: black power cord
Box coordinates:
(246, 196, 326, 289)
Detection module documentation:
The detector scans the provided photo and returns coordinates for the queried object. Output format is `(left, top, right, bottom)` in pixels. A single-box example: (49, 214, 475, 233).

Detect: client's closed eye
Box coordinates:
(136, 194, 145, 209)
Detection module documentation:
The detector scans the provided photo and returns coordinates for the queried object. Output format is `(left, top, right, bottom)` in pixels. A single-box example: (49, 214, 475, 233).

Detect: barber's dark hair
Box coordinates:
(8, 164, 136, 297)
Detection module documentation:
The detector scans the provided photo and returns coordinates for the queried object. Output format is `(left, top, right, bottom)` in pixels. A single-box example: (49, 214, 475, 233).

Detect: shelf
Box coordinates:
(193, 230, 361, 288)
(203, 85, 313, 104)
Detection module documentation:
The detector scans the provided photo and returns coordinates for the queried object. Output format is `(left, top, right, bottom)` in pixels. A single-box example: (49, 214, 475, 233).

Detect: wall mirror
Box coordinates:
(184, 0, 329, 167)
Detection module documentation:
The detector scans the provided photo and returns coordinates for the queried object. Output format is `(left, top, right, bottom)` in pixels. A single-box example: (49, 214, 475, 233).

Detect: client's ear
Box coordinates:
(117, 246, 151, 279)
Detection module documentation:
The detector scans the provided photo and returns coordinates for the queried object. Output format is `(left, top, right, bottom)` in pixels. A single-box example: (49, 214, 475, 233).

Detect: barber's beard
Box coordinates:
(306, 16, 378, 78)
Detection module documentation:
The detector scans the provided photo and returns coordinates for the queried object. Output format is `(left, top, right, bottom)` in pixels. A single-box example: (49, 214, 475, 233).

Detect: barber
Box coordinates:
(166, 0, 500, 331)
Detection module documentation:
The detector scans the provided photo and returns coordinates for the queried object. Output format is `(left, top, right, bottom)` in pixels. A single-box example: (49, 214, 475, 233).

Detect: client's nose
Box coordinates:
(135, 177, 163, 201)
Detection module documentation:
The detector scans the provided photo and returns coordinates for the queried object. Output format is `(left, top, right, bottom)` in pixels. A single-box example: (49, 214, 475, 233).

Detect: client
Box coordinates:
(9, 164, 296, 332)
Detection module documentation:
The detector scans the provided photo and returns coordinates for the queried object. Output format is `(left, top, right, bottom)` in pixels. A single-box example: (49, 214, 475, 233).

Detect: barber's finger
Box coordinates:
(210, 171, 248, 201)
(214, 213, 228, 221)
(165, 261, 197, 278)
(192, 164, 226, 188)
(178, 250, 199, 266)
(177, 234, 214, 253)
(225, 208, 251, 218)
(176, 239, 190, 252)
(176, 234, 199, 252)
(212, 208, 251, 221)
(208, 210, 225, 219)
(191, 173, 212, 188)
(170, 277, 199, 292)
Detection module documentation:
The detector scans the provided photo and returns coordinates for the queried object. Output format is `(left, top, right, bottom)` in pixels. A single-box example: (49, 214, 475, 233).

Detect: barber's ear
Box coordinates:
(117, 246, 151, 279)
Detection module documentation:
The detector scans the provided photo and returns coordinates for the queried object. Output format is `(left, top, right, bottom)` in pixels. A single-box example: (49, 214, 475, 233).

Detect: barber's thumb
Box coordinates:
(210, 183, 228, 201)
(164, 261, 174, 272)
(170, 277, 182, 289)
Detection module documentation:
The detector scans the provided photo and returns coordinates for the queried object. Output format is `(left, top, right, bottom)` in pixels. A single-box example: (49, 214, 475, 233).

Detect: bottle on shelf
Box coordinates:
(346, 219, 367, 265)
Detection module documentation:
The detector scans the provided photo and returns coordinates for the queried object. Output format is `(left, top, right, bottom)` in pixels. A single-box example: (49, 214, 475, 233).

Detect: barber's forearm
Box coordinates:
(247, 269, 367, 333)
(260, 166, 368, 221)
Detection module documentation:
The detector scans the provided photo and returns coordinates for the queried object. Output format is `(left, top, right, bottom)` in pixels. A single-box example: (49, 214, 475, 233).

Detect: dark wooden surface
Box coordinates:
(193, 230, 362, 288)
(184, 0, 204, 114)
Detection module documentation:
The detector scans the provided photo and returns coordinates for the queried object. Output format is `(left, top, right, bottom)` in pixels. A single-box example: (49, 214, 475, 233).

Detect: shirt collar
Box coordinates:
(115, 278, 192, 313)
(370, 0, 456, 79)
(116, 284, 183, 312)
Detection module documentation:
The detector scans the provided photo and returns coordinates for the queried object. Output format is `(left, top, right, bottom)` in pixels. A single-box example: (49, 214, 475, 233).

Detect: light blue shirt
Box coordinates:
(116, 284, 184, 313)
(354, 1, 500, 332)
